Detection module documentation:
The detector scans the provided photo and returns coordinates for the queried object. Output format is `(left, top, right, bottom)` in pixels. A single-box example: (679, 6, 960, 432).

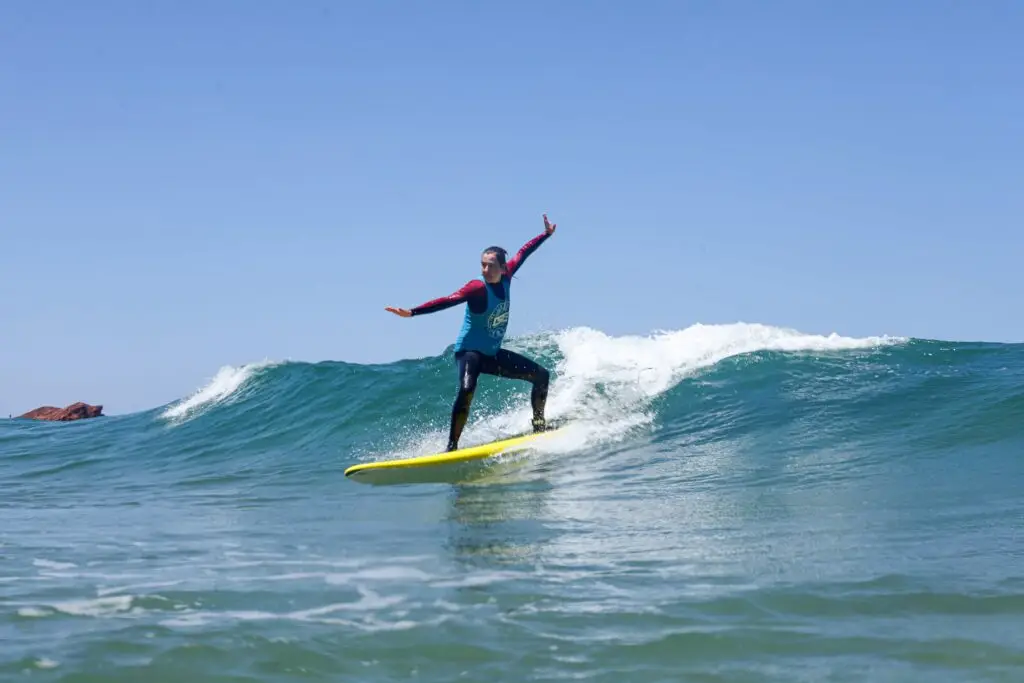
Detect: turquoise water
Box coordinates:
(3, 322, 1023, 681)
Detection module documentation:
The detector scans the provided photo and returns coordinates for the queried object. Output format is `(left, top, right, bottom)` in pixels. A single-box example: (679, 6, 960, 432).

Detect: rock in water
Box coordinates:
(20, 402, 104, 421)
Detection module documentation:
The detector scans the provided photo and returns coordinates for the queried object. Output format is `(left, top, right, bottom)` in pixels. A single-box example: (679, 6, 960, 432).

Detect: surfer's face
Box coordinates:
(481, 252, 504, 283)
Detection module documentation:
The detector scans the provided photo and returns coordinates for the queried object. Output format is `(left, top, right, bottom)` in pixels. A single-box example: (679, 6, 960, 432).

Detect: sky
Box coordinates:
(2, 1, 1022, 416)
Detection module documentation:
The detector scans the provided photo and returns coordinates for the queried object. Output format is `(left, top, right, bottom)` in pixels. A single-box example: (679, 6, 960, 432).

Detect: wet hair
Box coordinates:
(482, 246, 508, 271)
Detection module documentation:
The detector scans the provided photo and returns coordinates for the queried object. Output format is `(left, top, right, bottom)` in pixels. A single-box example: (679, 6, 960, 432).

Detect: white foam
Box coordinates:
(292, 588, 404, 617)
(550, 322, 899, 405)
(33, 559, 77, 571)
(371, 322, 903, 464)
(96, 580, 183, 597)
(51, 595, 134, 617)
(483, 322, 900, 456)
(325, 566, 433, 584)
(161, 360, 276, 421)
(157, 602, 451, 633)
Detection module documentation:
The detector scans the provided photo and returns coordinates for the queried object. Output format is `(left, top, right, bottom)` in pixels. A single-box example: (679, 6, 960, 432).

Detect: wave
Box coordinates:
(130, 323, 905, 469)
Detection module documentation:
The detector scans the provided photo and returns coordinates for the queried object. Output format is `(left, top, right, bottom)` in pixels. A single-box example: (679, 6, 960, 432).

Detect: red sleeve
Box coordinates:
(506, 231, 550, 277)
(410, 280, 486, 316)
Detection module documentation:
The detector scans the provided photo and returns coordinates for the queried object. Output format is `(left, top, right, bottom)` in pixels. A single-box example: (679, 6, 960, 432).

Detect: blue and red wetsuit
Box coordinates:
(409, 230, 552, 450)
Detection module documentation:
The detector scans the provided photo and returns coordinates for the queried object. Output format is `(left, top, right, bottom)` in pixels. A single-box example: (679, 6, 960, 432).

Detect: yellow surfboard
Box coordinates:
(345, 424, 565, 486)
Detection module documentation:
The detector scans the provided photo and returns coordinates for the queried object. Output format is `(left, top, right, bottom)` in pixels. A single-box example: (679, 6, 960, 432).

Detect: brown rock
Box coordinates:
(20, 402, 104, 421)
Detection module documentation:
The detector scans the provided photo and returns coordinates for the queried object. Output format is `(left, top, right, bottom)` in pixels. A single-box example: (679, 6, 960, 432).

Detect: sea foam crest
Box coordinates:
(525, 322, 903, 454)
(160, 360, 276, 421)
(551, 322, 902, 403)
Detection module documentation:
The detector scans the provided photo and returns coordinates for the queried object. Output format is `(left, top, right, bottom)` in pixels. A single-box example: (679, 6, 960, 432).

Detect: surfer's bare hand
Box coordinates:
(385, 306, 412, 318)
(543, 213, 556, 235)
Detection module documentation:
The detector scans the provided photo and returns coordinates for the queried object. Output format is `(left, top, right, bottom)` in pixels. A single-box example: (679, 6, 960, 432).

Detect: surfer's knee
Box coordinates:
(454, 385, 475, 407)
(460, 372, 479, 393)
(535, 366, 550, 388)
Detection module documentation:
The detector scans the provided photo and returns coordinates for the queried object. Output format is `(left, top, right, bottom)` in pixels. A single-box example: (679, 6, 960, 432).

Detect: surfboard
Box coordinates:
(345, 423, 566, 486)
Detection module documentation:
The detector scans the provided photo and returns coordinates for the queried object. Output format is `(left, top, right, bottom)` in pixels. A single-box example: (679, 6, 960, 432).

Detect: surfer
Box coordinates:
(386, 214, 557, 451)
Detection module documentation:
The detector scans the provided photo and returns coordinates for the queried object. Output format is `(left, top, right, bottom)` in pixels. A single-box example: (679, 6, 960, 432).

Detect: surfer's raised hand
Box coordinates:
(543, 213, 556, 235)
(385, 306, 412, 318)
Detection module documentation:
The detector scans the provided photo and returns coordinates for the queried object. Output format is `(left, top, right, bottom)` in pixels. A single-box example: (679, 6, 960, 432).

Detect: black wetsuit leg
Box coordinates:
(448, 351, 484, 451)
(447, 349, 551, 451)
(492, 349, 551, 430)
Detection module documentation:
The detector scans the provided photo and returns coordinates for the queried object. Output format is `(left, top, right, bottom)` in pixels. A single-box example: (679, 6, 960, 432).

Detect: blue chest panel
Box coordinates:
(454, 279, 510, 355)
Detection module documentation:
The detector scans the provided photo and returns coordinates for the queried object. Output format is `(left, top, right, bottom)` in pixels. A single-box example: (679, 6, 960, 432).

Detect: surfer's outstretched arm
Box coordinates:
(506, 214, 556, 277)
(385, 280, 488, 318)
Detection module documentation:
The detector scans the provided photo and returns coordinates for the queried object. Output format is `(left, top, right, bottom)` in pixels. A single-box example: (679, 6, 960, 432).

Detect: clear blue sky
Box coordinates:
(3, 1, 1021, 416)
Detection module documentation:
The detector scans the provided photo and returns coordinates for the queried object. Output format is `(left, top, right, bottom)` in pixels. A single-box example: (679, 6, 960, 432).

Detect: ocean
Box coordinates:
(2, 322, 1022, 682)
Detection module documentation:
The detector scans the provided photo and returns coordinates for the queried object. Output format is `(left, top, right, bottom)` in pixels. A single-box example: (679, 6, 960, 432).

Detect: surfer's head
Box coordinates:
(481, 246, 508, 283)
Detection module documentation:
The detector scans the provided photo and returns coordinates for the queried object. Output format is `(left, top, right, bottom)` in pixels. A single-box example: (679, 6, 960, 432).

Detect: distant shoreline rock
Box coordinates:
(19, 402, 104, 421)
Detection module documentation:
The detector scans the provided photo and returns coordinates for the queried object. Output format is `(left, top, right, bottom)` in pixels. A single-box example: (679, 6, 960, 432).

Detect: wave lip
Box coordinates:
(160, 360, 278, 422)
(542, 321, 903, 409)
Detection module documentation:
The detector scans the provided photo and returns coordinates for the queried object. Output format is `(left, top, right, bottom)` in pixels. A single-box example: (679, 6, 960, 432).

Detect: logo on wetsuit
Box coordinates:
(487, 300, 509, 338)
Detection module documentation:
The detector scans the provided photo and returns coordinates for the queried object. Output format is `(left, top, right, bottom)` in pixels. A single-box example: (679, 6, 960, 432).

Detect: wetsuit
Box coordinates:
(410, 230, 551, 450)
